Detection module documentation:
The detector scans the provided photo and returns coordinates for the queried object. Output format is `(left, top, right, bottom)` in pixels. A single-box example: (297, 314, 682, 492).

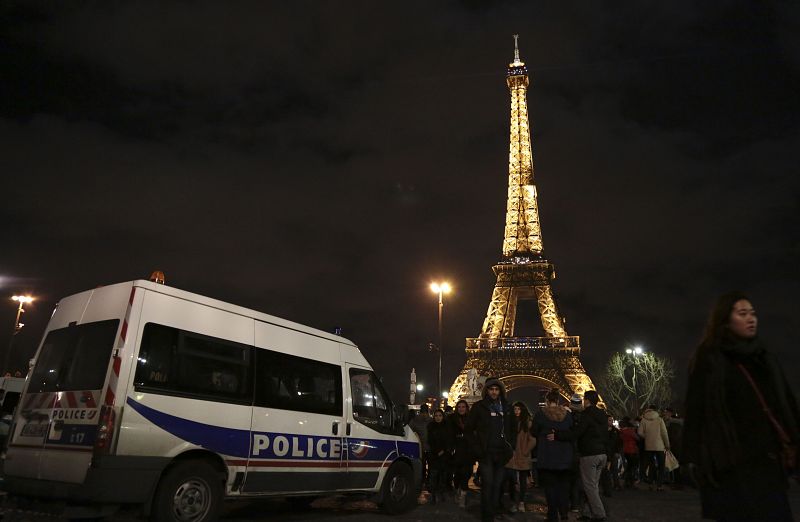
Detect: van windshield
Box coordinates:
(28, 320, 120, 393)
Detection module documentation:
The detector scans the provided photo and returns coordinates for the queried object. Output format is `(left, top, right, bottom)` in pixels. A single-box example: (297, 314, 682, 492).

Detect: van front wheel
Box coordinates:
(379, 462, 416, 514)
(152, 460, 223, 522)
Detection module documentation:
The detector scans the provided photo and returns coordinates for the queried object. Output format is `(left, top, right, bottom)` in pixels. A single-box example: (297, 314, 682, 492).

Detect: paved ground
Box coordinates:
(2, 481, 799, 521)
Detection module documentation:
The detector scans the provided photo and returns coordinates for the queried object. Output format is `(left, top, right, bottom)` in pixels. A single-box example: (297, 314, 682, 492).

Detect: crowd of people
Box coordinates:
(409, 383, 688, 522)
(406, 292, 798, 522)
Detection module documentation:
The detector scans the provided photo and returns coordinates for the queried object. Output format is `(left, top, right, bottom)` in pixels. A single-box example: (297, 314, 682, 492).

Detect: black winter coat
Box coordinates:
(465, 397, 516, 461)
(606, 427, 623, 458)
(685, 345, 800, 520)
(448, 413, 473, 464)
(427, 419, 452, 462)
(556, 404, 607, 457)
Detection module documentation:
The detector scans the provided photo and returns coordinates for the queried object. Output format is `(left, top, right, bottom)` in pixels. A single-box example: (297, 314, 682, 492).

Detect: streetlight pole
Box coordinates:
(6, 295, 34, 374)
(625, 346, 643, 416)
(430, 282, 451, 407)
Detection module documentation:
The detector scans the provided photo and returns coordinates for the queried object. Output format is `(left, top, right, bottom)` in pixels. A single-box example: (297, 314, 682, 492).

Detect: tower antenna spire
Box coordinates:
(513, 34, 521, 64)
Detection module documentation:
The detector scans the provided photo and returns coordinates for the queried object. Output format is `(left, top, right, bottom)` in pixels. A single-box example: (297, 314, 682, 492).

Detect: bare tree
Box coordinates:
(598, 351, 675, 418)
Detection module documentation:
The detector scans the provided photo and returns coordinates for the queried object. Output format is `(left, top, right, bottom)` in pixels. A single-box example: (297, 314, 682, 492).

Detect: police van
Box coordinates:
(2, 278, 421, 520)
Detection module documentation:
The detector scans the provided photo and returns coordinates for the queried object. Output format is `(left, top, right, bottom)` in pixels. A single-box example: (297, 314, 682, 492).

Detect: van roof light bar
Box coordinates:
(149, 271, 166, 285)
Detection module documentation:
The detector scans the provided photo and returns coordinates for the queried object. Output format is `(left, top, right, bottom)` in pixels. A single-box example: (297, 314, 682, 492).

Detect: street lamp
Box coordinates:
(11, 295, 33, 334)
(625, 346, 644, 415)
(430, 282, 451, 408)
(416, 384, 424, 392)
(6, 295, 34, 374)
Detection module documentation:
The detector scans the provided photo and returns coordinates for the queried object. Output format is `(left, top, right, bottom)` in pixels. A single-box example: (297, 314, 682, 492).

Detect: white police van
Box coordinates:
(3, 278, 421, 520)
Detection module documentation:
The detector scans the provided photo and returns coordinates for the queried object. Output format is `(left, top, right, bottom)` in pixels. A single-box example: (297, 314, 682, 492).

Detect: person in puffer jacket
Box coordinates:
(637, 405, 670, 490)
(534, 388, 574, 522)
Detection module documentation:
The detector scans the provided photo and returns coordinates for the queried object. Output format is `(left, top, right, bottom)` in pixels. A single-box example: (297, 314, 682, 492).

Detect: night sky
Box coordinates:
(2, 2, 798, 407)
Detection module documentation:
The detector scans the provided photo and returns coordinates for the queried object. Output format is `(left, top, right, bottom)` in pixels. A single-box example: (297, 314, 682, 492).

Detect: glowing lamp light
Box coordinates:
(430, 282, 452, 294)
(416, 384, 424, 391)
(12, 295, 33, 303)
(442, 391, 449, 399)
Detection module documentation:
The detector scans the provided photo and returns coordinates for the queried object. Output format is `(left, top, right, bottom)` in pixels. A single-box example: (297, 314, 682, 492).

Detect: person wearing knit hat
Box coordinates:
(465, 377, 516, 522)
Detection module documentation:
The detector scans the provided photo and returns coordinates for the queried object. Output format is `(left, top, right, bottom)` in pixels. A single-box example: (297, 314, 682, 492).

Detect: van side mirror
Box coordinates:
(392, 404, 407, 433)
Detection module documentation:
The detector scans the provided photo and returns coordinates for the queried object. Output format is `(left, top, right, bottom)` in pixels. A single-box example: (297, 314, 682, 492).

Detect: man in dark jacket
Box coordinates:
(465, 377, 516, 522)
(552, 390, 607, 521)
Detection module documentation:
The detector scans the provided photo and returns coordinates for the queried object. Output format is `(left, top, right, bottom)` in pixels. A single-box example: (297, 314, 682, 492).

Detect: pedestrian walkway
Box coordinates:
(1, 481, 799, 520)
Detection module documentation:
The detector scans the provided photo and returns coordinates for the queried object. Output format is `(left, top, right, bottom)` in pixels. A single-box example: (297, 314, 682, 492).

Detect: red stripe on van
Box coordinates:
(118, 288, 136, 346)
(112, 356, 121, 377)
(120, 321, 129, 344)
(225, 460, 343, 469)
(105, 388, 115, 406)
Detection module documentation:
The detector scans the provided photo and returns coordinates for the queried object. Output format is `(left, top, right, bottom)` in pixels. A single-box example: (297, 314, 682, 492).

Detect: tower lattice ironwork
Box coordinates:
(449, 36, 598, 403)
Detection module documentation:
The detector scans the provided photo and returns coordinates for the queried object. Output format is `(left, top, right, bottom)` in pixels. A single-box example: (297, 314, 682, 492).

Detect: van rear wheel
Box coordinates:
(379, 462, 416, 514)
(152, 460, 223, 522)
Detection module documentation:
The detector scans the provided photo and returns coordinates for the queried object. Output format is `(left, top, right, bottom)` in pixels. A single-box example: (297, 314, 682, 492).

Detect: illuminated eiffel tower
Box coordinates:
(449, 36, 598, 403)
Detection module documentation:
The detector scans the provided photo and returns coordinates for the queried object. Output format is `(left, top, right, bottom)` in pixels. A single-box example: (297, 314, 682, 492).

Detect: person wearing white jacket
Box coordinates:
(638, 405, 670, 490)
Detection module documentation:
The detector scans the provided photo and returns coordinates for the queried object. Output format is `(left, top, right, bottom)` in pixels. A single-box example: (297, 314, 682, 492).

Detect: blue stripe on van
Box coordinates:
(126, 397, 251, 457)
(126, 397, 420, 463)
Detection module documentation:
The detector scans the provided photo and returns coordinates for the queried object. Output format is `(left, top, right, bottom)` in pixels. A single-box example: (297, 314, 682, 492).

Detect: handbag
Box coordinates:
(736, 363, 798, 472)
(665, 449, 679, 472)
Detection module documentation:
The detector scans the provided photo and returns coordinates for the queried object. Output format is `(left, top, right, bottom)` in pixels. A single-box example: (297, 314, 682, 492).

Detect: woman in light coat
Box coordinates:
(638, 405, 670, 490)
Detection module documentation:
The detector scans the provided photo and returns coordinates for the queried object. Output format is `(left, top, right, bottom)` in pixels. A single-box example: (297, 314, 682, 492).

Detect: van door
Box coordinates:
(7, 282, 133, 483)
(12, 319, 119, 479)
(344, 364, 399, 490)
(243, 323, 346, 494)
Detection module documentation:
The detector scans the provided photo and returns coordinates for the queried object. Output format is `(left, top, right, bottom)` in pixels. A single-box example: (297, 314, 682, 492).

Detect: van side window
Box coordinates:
(134, 323, 253, 404)
(349, 369, 393, 434)
(255, 350, 342, 416)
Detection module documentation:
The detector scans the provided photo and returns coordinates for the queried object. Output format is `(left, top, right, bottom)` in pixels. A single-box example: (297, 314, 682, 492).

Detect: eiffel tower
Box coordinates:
(449, 36, 598, 404)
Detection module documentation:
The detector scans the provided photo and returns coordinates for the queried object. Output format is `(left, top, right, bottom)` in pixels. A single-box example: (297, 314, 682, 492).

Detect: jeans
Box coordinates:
(429, 456, 448, 494)
(453, 459, 473, 491)
(645, 450, 666, 487)
(624, 452, 639, 486)
(601, 453, 621, 495)
(505, 468, 528, 502)
(539, 469, 571, 521)
(478, 455, 507, 521)
(579, 454, 607, 519)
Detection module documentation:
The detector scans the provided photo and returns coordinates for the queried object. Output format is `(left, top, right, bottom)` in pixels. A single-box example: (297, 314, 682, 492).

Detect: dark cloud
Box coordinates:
(1, 1, 798, 404)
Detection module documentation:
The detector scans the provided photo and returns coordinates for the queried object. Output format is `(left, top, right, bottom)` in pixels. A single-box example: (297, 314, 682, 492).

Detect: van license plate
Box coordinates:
(21, 423, 49, 438)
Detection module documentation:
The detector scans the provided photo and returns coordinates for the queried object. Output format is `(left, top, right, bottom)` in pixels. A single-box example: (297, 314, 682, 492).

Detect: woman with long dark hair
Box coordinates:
(505, 401, 536, 513)
(684, 292, 799, 521)
(449, 399, 474, 508)
(427, 408, 452, 504)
